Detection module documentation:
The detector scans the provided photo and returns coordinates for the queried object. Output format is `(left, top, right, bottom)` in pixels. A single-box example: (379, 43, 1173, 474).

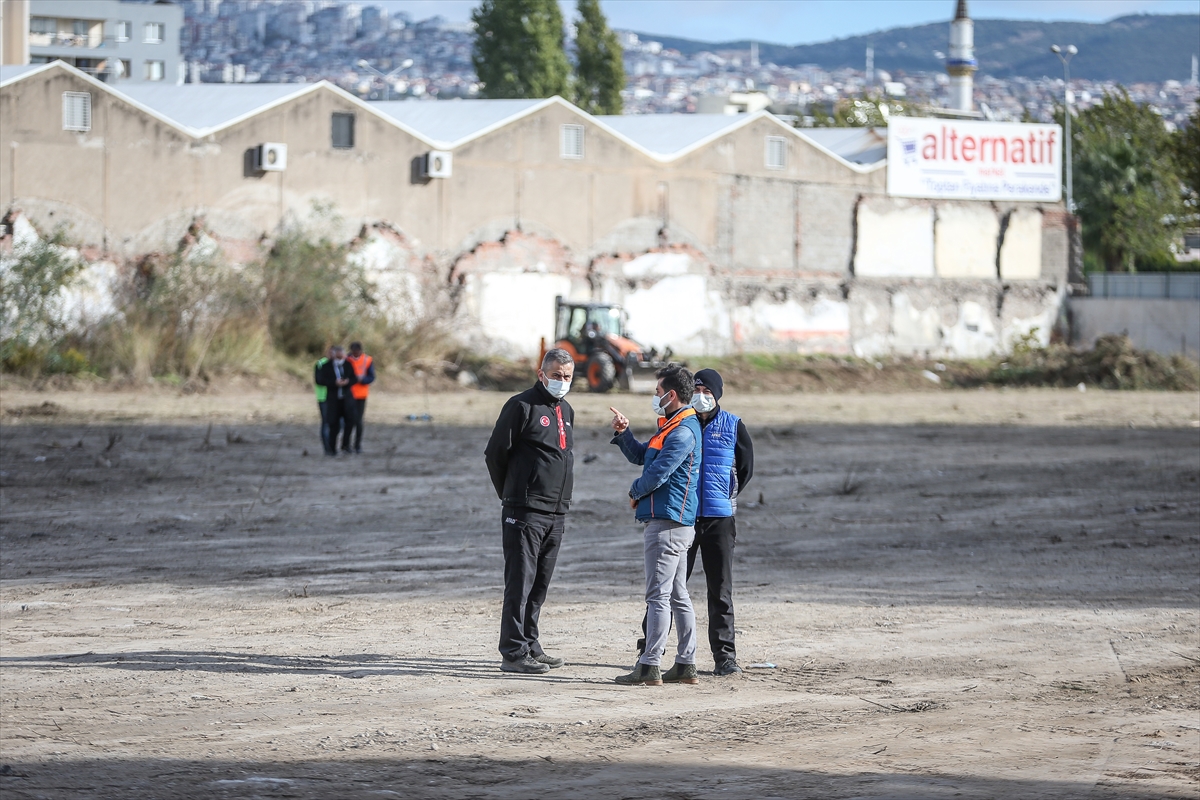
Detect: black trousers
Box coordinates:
(639, 515, 737, 663)
(499, 505, 564, 661)
(317, 400, 330, 453)
(344, 397, 367, 451)
(324, 395, 357, 454)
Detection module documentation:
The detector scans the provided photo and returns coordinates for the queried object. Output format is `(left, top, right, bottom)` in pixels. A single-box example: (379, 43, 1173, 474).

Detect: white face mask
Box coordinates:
(651, 392, 673, 416)
(692, 392, 716, 413)
(544, 378, 570, 399)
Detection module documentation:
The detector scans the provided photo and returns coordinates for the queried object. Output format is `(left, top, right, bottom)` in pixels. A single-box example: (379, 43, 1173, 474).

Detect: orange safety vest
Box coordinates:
(347, 353, 373, 400)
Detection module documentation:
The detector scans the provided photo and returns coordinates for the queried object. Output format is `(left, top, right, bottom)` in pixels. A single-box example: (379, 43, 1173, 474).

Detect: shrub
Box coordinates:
(0, 230, 83, 371)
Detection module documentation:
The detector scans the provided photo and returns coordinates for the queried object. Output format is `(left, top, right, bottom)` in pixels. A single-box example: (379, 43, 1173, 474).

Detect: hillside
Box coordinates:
(635, 14, 1200, 84)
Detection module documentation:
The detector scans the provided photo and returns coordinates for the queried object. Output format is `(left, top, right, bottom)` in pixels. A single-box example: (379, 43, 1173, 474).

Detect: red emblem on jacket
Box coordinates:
(539, 415, 550, 427)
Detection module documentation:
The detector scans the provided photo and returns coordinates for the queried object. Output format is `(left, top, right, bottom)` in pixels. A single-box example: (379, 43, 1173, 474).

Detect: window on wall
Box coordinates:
(144, 60, 164, 81)
(62, 92, 91, 132)
(30, 17, 56, 35)
(72, 19, 89, 36)
(144, 22, 164, 43)
(115, 20, 131, 41)
(118, 59, 130, 78)
(332, 112, 355, 149)
(765, 136, 787, 170)
(560, 124, 584, 159)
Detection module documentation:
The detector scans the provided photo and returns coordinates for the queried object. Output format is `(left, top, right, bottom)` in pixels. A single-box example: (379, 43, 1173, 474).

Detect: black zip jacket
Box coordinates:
(484, 382, 575, 514)
(314, 358, 358, 401)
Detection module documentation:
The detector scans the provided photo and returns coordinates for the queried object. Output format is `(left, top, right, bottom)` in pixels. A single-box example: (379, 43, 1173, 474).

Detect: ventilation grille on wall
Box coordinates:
(62, 92, 91, 132)
(560, 124, 584, 159)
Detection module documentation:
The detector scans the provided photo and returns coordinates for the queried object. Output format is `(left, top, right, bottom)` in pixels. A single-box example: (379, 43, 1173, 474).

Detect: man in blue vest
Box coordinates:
(686, 368, 754, 675)
(609, 363, 704, 686)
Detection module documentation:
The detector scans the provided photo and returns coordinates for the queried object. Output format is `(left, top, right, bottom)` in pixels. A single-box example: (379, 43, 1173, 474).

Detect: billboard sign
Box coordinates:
(887, 118, 1062, 202)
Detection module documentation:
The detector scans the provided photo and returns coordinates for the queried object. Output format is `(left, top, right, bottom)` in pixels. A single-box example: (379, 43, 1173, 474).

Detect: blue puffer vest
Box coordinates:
(699, 409, 740, 518)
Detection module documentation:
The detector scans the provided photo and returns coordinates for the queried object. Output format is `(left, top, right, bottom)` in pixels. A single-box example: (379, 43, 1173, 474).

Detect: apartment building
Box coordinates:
(27, 0, 182, 83)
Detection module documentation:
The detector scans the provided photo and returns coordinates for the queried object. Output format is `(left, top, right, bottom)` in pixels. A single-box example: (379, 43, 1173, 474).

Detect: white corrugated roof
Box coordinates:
(0, 63, 51, 86)
(371, 98, 546, 146)
(795, 127, 887, 165)
(114, 83, 313, 134)
(1, 62, 884, 172)
(596, 113, 746, 157)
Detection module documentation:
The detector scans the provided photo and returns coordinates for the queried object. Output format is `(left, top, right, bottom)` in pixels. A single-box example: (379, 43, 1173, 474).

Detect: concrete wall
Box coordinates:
(1, 64, 1073, 361)
(1069, 298, 1200, 360)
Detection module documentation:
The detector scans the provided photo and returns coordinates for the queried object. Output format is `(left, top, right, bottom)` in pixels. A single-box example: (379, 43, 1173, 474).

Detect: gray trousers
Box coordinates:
(639, 519, 697, 667)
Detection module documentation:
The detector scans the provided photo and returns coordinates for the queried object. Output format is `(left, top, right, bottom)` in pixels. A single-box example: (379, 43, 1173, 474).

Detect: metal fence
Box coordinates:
(1086, 272, 1200, 300)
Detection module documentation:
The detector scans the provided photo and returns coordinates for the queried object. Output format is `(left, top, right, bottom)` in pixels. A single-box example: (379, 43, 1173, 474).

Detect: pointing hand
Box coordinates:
(609, 407, 628, 434)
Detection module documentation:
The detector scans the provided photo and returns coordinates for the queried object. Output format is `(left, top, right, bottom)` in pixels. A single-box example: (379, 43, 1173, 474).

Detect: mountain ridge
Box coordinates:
(630, 14, 1200, 84)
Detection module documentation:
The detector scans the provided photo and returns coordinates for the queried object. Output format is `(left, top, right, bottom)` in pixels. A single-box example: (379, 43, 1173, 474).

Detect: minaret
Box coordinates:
(946, 0, 977, 112)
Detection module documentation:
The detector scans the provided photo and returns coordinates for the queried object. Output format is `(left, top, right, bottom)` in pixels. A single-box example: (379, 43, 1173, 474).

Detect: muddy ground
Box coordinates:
(1, 389, 1198, 799)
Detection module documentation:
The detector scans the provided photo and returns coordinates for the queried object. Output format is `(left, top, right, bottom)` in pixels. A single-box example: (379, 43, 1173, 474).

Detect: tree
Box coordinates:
(471, 0, 570, 100)
(807, 93, 920, 127)
(572, 0, 623, 115)
(1067, 88, 1185, 272)
(1176, 99, 1200, 206)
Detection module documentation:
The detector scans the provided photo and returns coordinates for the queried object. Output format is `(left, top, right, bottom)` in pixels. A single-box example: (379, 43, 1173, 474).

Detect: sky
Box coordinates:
(376, 0, 1199, 44)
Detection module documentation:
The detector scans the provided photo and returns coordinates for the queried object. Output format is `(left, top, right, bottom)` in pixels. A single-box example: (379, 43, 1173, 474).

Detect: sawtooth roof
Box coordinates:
(0, 62, 884, 171)
(115, 82, 313, 134)
(596, 113, 746, 157)
(795, 127, 888, 165)
(371, 98, 547, 147)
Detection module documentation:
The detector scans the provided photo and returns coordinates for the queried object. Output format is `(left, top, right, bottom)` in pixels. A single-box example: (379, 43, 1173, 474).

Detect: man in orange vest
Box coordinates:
(346, 342, 375, 455)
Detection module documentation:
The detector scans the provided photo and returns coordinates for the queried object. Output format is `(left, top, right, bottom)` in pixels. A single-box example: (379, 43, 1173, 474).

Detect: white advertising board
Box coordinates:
(887, 118, 1062, 202)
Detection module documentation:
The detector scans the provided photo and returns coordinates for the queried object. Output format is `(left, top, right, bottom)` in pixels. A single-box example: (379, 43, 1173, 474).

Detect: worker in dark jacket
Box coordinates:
(313, 345, 358, 457)
(484, 349, 575, 675)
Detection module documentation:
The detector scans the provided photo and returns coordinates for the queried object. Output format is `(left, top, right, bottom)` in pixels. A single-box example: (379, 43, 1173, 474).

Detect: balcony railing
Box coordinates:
(29, 32, 112, 49)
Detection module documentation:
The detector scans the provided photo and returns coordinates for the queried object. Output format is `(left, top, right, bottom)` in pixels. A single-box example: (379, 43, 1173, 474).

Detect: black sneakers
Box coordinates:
(500, 655, 550, 675)
(532, 653, 564, 669)
(662, 662, 700, 684)
(714, 659, 743, 676)
(615, 663, 662, 685)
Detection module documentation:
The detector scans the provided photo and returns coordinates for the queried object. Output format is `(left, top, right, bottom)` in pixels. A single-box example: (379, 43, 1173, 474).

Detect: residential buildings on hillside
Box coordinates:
(171, 1, 1199, 129)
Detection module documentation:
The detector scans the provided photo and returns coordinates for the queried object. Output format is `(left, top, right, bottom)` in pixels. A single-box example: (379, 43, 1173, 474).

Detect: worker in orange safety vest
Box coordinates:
(345, 342, 375, 454)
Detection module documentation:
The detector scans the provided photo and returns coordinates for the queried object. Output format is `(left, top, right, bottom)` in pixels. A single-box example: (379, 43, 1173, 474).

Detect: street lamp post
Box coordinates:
(1050, 44, 1078, 212)
(356, 58, 414, 102)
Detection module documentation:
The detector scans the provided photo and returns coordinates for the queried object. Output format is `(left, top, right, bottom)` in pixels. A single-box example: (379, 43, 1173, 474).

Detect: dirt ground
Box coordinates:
(1, 387, 1198, 799)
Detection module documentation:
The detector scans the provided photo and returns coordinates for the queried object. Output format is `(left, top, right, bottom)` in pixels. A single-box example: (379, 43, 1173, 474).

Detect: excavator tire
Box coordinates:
(586, 352, 617, 393)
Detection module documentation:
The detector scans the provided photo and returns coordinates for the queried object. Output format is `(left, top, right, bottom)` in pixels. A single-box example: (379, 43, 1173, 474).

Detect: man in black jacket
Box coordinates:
(484, 349, 575, 675)
(313, 345, 358, 457)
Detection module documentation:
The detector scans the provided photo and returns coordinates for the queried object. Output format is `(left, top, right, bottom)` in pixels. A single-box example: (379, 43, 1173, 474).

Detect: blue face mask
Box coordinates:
(544, 378, 570, 399)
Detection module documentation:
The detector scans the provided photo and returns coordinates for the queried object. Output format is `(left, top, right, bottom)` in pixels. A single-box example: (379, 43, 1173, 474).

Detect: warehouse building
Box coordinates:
(1, 60, 1069, 358)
